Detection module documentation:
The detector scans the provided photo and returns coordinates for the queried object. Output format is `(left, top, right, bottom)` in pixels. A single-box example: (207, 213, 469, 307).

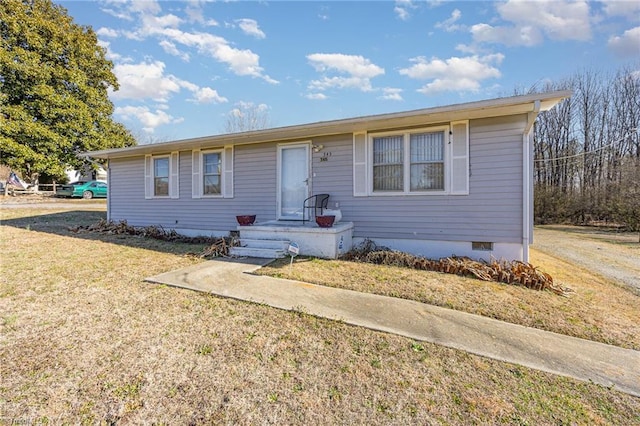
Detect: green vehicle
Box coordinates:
(57, 180, 107, 199)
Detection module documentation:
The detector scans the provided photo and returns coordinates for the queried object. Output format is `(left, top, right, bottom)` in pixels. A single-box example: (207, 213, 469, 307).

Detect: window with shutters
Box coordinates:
(358, 122, 468, 196)
(154, 157, 170, 196)
(192, 146, 234, 199)
(202, 150, 222, 196)
(145, 152, 179, 199)
(371, 127, 447, 194)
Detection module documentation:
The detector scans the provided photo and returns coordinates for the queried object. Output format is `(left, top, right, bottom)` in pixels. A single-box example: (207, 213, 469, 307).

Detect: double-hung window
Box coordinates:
(410, 132, 444, 191)
(192, 146, 234, 199)
(203, 151, 222, 196)
(154, 157, 170, 196)
(373, 135, 404, 191)
(356, 122, 468, 196)
(372, 128, 446, 194)
(145, 152, 179, 199)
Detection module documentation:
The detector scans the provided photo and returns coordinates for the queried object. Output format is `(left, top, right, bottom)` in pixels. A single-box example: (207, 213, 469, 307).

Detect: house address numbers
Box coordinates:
(319, 152, 332, 162)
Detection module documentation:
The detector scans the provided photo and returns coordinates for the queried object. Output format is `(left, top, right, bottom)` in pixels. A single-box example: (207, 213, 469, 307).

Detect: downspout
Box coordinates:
(522, 100, 540, 262)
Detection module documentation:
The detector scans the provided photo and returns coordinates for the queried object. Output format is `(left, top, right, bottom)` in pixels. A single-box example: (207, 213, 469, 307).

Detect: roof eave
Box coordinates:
(85, 90, 571, 159)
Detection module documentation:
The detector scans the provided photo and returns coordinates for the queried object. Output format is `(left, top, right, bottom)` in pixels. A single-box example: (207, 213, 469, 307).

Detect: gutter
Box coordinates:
(84, 90, 572, 160)
(522, 100, 541, 262)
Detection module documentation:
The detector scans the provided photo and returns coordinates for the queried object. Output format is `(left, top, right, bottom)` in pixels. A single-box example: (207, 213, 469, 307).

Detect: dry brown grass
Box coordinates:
(1, 207, 639, 424)
(259, 247, 640, 351)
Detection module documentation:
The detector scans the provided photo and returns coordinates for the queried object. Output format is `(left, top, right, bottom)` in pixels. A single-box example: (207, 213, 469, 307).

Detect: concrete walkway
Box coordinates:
(147, 257, 640, 398)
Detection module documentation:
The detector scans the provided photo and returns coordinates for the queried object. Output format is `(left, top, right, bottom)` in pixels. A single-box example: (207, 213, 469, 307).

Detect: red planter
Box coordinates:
(236, 215, 256, 226)
(315, 215, 335, 228)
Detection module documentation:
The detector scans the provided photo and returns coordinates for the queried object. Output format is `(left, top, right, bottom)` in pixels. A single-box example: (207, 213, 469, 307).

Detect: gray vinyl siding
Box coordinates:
(310, 115, 526, 244)
(108, 114, 526, 243)
(108, 143, 278, 234)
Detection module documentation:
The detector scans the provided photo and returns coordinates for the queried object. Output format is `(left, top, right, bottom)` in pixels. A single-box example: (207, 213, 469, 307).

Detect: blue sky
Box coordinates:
(58, 0, 640, 142)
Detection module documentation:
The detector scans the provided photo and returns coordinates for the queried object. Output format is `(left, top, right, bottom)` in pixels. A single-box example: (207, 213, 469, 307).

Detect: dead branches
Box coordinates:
(70, 219, 236, 258)
(342, 240, 572, 296)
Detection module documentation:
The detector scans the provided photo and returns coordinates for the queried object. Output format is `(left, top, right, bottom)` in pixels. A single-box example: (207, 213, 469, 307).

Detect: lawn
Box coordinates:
(258, 246, 640, 350)
(1, 207, 639, 424)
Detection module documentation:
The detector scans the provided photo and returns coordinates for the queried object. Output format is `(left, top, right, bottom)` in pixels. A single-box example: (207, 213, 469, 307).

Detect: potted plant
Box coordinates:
(315, 215, 335, 228)
(236, 215, 256, 226)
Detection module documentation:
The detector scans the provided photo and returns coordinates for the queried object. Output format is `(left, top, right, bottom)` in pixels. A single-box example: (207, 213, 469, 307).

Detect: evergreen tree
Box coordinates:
(0, 0, 135, 182)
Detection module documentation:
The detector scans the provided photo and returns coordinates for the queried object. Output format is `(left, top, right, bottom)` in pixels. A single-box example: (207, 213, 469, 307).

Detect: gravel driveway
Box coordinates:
(532, 225, 640, 294)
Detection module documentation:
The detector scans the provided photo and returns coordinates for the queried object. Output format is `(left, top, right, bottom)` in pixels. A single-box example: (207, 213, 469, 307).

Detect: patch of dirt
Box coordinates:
(533, 226, 640, 295)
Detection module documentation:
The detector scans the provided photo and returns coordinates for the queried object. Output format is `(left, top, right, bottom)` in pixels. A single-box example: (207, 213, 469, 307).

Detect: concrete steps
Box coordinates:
(229, 238, 290, 259)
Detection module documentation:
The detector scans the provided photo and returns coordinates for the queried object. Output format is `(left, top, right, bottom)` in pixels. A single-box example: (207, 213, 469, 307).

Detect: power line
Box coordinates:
(534, 128, 638, 163)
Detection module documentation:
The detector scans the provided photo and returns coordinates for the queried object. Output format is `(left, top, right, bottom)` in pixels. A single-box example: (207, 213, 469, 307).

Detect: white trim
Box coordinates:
(200, 148, 224, 198)
(169, 151, 179, 199)
(368, 125, 451, 196)
(450, 120, 469, 195)
(522, 101, 540, 262)
(145, 154, 172, 199)
(191, 149, 201, 199)
(87, 91, 571, 160)
(276, 141, 311, 220)
(353, 132, 368, 197)
(192, 147, 234, 198)
(144, 154, 153, 199)
(223, 145, 234, 198)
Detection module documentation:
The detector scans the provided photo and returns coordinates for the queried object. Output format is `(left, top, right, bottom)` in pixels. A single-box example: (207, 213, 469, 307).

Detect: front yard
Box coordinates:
(1, 206, 639, 424)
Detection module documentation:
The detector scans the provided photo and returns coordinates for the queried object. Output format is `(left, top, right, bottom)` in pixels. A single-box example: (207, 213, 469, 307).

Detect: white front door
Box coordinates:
(277, 143, 310, 220)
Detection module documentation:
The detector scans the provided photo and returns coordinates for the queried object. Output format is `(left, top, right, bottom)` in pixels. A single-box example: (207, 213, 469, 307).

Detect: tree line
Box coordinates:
(533, 66, 640, 235)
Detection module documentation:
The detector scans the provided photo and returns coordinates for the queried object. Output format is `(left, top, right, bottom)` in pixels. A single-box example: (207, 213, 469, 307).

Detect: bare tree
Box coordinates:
(224, 102, 272, 133)
(532, 65, 640, 237)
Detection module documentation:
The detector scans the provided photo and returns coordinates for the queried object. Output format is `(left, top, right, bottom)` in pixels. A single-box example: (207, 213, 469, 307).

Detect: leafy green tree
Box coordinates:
(0, 0, 135, 182)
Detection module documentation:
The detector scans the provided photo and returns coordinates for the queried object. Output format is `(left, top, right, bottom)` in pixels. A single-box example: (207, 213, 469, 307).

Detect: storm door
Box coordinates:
(277, 143, 310, 220)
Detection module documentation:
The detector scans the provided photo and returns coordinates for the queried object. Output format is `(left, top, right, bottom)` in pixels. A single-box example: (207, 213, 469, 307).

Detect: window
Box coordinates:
(144, 152, 179, 199)
(192, 146, 234, 199)
(410, 132, 444, 191)
(353, 121, 469, 197)
(203, 152, 221, 195)
(373, 135, 403, 191)
(154, 157, 169, 196)
(372, 129, 446, 193)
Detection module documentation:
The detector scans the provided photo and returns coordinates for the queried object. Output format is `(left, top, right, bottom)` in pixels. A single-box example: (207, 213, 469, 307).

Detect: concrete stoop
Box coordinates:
(229, 238, 289, 259)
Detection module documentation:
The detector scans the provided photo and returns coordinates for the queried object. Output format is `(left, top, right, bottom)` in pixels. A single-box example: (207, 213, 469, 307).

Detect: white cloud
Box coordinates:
(100, 7, 134, 21)
(306, 93, 328, 100)
(379, 88, 403, 101)
(307, 53, 385, 78)
(608, 26, 640, 58)
(436, 9, 463, 32)
(111, 61, 182, 102)
(140, 13, 183, 35)
(156, 28, 278, 83)
(191, 87, 228, 104)
(159, 40, 190, 61)
(471, 0, 591, 47)
(471, 23, 543, 47)
(105, 1, 275, 83)
(128, 0, 162, 16)
(115, 106, 182, 133)
(236, 18, 266, 39)
(601, 0, 640, 19)
(306, 53, 385, 94)
(96, 27, 119, 38)
(394, 0, 416, 21)
(98, 40, 129, 62)
(399, 54, 503, 95)
(309, 76, 376, 92)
